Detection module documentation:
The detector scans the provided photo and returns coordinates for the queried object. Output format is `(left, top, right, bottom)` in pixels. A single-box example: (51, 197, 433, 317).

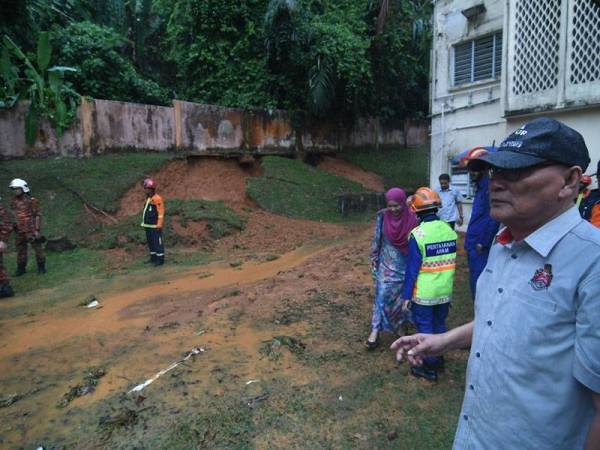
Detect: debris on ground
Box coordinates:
(265, 254, 279, 261)
(158, 321, 180, 330)
(259, 336, 306, 361)
(86, 300, 101, 308)
(78, 295, 101, 308)
(229, 260, 242, 268)
(128, 347, 204, 394)
(197, 272, 214, 279)
(245, 393, 269, 409)
(58, 367, 106, 408)
(1, 393, 23, 408)
(387, 431, 398, 441)
(350, 433, 368, 442)
(245, 379, 259, 385)
(194, 329, 206, 336)
(45, 236, 77, 252)
(98, 407, 141, 436)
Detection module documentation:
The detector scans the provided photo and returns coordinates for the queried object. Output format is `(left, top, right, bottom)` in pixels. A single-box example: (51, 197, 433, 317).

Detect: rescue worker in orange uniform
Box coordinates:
(9, 178, 46, 276)
(0, 200, 14, 298)
(579, 163, 600, 228)
(141, 178, 165, 266)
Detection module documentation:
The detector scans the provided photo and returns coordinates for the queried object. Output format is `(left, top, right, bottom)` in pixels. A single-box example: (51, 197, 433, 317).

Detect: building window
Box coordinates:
(453, 32, 503, 86)
(506, 0, 600, 113)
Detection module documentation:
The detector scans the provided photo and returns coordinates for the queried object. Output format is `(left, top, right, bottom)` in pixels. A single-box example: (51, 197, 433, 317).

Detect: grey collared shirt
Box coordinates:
(454, 207, 600, 450)
(435, 187, 464, 223)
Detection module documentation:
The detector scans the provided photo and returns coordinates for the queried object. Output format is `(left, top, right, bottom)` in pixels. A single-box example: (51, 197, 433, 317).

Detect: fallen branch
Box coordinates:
(55, 177, 118, 224)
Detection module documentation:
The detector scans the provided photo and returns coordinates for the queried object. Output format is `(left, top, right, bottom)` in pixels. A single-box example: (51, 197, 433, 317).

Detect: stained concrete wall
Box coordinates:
(0, 98, 428, 159)
(92, 100, 175, 152)
(0, 102, 83, 158)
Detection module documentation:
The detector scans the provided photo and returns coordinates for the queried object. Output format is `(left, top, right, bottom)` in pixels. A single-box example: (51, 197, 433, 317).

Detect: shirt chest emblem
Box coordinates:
(529, 264, 553, 291)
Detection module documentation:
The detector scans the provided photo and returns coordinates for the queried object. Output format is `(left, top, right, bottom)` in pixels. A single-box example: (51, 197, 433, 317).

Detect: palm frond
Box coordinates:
(308, 56, 335, 116)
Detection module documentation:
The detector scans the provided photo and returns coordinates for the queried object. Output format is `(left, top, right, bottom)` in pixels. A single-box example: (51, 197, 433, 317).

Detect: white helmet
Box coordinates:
(9, 178, 30, 193)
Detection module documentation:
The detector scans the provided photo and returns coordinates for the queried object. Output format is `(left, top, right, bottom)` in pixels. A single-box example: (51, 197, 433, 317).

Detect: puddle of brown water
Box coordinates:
(0, 246, 326, 362)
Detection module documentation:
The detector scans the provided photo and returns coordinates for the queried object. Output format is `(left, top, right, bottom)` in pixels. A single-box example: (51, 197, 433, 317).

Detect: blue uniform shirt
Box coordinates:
(464, 177, 499, 252)
(454, 207, 600, 449)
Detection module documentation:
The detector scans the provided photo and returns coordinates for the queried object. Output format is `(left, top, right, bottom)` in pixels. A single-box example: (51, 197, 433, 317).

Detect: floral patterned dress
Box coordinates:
(370, 211, 412, 332)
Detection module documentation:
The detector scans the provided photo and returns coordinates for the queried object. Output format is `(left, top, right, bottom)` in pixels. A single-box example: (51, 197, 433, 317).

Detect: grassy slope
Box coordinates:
(340, 146, 430, 191)
(247, 156, 369, 222)
(0, 153, 175, 241)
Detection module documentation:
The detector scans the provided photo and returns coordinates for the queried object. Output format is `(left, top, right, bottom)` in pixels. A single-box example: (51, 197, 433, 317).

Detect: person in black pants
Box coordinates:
(141, 178, 165, 266)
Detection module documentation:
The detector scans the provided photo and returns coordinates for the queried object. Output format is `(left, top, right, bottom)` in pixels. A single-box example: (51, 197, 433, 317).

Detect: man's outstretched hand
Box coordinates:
(390, 333, 447, 366)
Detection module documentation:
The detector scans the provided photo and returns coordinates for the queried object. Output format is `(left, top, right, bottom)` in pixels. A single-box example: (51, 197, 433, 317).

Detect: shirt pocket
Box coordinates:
(500, 290, 560, 352)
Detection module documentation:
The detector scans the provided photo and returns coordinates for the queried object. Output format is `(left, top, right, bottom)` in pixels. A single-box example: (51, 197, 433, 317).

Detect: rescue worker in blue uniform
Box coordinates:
(462, 148, 500, 299)
(141, 178, 165, 266)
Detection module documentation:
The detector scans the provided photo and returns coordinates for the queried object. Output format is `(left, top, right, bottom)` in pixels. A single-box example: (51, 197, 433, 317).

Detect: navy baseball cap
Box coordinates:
(475, 117, 590, 171)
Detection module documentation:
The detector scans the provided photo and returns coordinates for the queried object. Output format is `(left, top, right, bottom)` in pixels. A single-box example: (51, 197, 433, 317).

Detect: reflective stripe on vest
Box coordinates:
(141, 198, 157, 228)
(411, 220, 458, 306)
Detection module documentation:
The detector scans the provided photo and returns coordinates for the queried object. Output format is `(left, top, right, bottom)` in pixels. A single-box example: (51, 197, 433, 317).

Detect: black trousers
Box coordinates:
(447, 221, 456, 229)
(145, 228, 164, 264)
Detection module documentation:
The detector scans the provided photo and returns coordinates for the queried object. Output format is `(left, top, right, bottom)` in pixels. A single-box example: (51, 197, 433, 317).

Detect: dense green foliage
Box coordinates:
(50, 21, 170, 105)
(1, 0, 432, 121)
(1, 32, 79, 143)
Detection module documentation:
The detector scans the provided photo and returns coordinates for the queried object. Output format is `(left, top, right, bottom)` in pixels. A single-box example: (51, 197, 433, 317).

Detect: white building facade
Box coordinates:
(430, 0, 600, 219)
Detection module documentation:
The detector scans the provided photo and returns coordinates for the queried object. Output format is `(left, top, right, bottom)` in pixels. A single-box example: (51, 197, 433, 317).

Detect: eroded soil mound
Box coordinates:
(114, 156, 359, 256)
(117, 157, 261, 217)
(318, 156, 384, 192)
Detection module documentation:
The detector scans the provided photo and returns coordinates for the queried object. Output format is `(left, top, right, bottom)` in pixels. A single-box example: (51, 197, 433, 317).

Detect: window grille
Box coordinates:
(506, 0, 600, 113)
(569, 1, 600, 86)
(511, 0, 562, 96)
(453, 32, 502, 86)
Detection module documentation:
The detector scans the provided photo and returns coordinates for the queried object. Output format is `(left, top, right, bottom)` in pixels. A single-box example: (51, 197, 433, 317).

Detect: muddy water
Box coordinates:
(0, 246, 326, 362)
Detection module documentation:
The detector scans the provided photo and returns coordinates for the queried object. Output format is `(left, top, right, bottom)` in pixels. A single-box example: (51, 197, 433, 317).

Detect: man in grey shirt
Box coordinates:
(435, 173, 465, 229)
(391, 117, 600, 449)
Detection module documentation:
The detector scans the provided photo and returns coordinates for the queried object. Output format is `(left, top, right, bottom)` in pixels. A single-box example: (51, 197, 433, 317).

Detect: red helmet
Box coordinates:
(143, 178, 156, 189)
(460, 147, 489, 168)
(581, 175, 593, 186)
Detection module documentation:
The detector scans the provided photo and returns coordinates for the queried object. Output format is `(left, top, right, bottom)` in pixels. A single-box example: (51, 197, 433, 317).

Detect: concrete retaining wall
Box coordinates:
(0, 98, 429, 158)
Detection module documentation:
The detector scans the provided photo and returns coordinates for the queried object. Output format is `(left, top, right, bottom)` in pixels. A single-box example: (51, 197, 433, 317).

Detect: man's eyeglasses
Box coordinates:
(488, 162, 557, 182)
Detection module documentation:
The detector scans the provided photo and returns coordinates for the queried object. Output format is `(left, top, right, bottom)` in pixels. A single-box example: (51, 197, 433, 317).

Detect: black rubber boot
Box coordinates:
(14, 263, 26, 277)
(37, 261, 46, 274)
(0, 283, 14, 298)
(410, 365, 438, 382)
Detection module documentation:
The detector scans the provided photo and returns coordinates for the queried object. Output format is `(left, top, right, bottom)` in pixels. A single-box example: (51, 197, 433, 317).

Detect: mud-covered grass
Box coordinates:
(0, 240, 471, 449)
(340, 146, 430, 191)
(247, 156, 370, 222)
(89, 199, 245, 250)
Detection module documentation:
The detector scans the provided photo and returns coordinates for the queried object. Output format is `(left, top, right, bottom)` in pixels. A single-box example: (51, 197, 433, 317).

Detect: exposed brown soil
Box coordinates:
(117, 157, 262, 217)
(216, 209, 349, 255)
(318, 156, 384, 192)
(115, 156, 353, 256)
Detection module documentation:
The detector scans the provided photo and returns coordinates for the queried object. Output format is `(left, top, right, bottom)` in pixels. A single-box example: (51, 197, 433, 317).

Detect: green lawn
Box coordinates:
(340, 146, 430, 191)
(247, 156, 369, 222)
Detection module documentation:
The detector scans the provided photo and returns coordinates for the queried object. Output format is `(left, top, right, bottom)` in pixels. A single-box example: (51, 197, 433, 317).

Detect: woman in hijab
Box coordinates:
(366, 187, 417, 349)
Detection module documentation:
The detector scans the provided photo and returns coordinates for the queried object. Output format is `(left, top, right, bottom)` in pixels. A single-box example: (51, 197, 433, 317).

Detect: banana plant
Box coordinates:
(1, 32, 78, 144)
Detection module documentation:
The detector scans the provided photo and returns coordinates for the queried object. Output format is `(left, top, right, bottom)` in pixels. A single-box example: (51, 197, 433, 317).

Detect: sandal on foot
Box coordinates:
(365, 338, 379, 350)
